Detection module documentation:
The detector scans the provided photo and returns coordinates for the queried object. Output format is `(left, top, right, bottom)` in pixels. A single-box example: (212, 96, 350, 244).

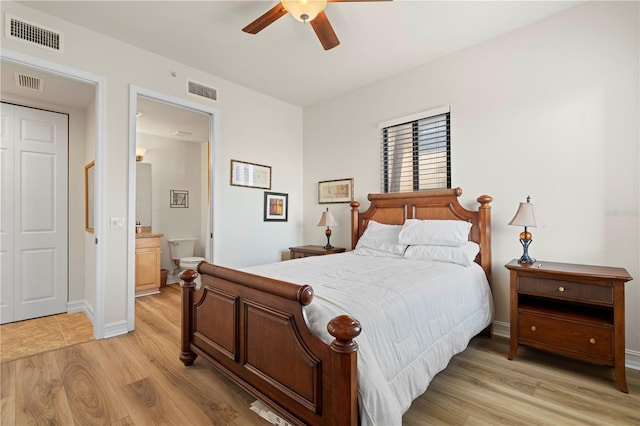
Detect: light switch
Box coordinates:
(110, 217, 124, 229)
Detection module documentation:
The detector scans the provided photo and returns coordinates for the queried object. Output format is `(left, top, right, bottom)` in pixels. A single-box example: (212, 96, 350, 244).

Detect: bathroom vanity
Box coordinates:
(135, 233, 163, 296)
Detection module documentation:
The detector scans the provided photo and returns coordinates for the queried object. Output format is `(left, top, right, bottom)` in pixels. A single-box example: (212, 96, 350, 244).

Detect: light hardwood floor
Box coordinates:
(1, 284, 638, 425)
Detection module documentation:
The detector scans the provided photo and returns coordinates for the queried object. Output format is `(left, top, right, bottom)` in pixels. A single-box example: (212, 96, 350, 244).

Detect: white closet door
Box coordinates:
(1, 103, 68, 323)
(0, 104, 16, 323)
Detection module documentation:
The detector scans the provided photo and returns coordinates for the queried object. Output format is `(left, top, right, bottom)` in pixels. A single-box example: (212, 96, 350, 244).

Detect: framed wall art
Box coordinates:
(231, 159, 272, 189)
(84, 161, 95, 232)
(170, 190, 189, 208)
(264, 191, 288, 222)
(318, 178, 353, 204)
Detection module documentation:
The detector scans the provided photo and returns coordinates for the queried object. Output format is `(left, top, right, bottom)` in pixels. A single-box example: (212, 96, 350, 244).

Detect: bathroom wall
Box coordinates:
(136, 133, 204, 273)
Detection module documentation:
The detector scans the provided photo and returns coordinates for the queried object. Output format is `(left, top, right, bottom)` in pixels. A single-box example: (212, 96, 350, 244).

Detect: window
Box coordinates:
(380, 107, 451, 193)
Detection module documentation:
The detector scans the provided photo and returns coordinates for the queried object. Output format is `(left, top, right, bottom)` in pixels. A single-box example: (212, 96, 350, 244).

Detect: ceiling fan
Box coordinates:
(242, 0, 391, 51)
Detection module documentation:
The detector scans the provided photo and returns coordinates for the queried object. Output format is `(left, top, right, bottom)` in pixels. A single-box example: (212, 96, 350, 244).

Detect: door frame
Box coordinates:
(127, 85, 220, 331)
(1, 48, 107, 339)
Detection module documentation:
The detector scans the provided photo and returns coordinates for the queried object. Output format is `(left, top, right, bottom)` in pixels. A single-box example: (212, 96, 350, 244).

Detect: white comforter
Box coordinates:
(243, 252, 493, 426)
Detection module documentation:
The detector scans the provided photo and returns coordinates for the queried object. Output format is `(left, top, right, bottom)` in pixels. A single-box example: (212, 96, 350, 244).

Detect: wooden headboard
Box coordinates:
(350, 187, 493, 284)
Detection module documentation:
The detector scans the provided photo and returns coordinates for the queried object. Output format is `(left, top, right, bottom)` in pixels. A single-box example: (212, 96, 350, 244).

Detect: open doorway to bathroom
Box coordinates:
(128, 86, 219, 331)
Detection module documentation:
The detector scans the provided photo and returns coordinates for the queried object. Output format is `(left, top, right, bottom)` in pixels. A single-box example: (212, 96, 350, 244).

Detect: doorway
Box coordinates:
(0, 48, 106, 338)
(1, 103, 68, 323)
(127, 85, 219, 331)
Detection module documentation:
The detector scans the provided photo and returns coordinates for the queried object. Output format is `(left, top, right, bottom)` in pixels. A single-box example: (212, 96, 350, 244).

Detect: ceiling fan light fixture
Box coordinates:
(282, 0, 327, 23)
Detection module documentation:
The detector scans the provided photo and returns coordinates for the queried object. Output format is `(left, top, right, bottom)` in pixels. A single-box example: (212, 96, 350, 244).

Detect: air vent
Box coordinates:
(14, 73, 44, 92)
(187, 80, 218, 102)
(6, 15, 63, 52)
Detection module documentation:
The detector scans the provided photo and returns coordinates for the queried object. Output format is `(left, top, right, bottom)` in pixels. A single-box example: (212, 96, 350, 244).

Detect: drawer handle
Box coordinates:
(590, 338, 596, 345)
(558, 286, 565, 292)
(530, 325, 537, 332)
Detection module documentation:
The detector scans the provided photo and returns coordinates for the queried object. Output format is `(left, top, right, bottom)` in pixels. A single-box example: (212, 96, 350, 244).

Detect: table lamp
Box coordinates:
(317, 208, 338, 249)
(508, 196, 544, 264)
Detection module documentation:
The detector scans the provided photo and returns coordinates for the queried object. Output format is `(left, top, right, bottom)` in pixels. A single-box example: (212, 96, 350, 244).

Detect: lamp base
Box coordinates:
(517, 238, 535, 264)
(324, 227, 333, 250)
(517, 254, 536, 264)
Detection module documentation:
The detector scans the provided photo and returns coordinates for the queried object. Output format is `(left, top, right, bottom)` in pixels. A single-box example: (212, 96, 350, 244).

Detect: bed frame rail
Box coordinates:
(180, 264, 361, 426)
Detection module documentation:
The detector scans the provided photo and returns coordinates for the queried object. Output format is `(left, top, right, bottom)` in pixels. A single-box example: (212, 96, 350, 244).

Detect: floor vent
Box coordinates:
(6, 15, 63, 52)
(14, 73, 44, 92)
(187, 80, 218, 102)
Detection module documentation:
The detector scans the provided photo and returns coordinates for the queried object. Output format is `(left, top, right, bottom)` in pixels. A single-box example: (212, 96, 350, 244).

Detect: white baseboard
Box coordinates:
(67, 300, 127, 339)
(67, 299, 94, 323)
(491, 320, 639, 371)
(103, 320, 129, 339)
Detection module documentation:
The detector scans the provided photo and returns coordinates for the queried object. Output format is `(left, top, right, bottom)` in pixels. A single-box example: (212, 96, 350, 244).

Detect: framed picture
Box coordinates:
(318, 178, 354, 204)
(231, 159, 272, 189)
(170, 190, 189, 208)
(264, 192, 288, 222)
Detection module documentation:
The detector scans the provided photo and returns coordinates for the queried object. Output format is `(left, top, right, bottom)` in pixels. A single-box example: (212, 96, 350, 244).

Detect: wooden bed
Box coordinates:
(179, 187, 492, 426)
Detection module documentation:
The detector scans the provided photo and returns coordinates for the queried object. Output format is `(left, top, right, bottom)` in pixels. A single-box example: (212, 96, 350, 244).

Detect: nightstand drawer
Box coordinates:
(519, 276, 613, 304)
(518, 311, 613, 360)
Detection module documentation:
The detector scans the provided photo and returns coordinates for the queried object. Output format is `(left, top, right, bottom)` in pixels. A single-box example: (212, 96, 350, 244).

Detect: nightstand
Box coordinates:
(505, 259, 633, 392)
(289, 245, 346, 259)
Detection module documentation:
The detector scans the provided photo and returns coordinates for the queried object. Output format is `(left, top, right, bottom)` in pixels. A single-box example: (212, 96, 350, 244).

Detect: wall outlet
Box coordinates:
(110, 217, 124, 229)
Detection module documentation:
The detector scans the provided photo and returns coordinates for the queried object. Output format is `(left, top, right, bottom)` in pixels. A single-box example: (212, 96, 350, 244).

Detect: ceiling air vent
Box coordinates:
(6, 15, 63, 52)
(14, 73, 44, 92)
(187, 80, 218, 102)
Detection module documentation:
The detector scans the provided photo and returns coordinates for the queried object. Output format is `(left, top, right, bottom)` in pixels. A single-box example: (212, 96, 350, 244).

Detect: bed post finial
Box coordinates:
(350, 201, 361, 250)
(328, 315, 361, 425)
(476, 195, 493, 299)
(179, 269, 198, 366)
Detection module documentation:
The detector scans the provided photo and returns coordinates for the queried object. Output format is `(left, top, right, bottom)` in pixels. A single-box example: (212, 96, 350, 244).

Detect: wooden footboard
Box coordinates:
(179, 264, 361, 426)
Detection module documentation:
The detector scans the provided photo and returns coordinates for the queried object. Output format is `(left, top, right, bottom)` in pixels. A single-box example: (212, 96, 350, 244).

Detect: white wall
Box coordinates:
(136, 133, 204, 272)
(2, 1, 303, 334)
(303, 2, 640, 356)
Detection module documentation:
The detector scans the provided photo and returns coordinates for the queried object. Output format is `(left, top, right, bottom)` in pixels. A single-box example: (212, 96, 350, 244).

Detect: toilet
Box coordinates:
(167, 238, 205, 277)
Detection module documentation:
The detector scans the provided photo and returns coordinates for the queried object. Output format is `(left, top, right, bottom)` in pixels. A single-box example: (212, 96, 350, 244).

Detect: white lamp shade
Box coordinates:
(508, 202, 544, 228)
(317, 210, 338, 227)
(282, 0, 327, 22)
(136, 146, 147, 157)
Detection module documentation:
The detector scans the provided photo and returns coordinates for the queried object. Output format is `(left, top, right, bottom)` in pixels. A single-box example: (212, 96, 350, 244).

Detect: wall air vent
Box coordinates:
(6, 15, 63, 52)
(187, 80, 218, 102)
(14, 73, 44, 92)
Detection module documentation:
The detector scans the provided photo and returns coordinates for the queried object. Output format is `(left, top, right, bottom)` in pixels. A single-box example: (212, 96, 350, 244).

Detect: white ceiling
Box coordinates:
(3, 1, 581, 143)
(17, 0, 581, 108)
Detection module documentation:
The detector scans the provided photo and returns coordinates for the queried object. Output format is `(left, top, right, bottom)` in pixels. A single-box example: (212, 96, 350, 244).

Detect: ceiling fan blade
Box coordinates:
(242, 3, 287, 34)
(310, 11, 340, 50)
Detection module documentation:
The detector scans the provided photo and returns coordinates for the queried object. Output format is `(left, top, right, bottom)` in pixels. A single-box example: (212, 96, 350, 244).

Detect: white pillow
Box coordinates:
(353, 220, 408, 257)
(404, 242, 480, 266)
(398, 219, 472, 247)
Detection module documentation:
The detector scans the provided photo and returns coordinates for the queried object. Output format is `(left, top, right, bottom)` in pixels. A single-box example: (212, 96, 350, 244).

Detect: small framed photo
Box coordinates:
(231, 159, 272, 189)
(264, 191, 288, 222)
(318, 178, 354, 204)
(170, 190, 189, 208)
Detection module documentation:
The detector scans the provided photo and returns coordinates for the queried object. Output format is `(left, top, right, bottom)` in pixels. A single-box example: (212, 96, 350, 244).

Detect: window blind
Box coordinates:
(381, 111, 450, 193)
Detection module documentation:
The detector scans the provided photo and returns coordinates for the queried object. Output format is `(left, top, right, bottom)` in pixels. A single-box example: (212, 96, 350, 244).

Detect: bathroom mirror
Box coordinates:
(84, 161, 95, 233)
(136, 162, 152, 227)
